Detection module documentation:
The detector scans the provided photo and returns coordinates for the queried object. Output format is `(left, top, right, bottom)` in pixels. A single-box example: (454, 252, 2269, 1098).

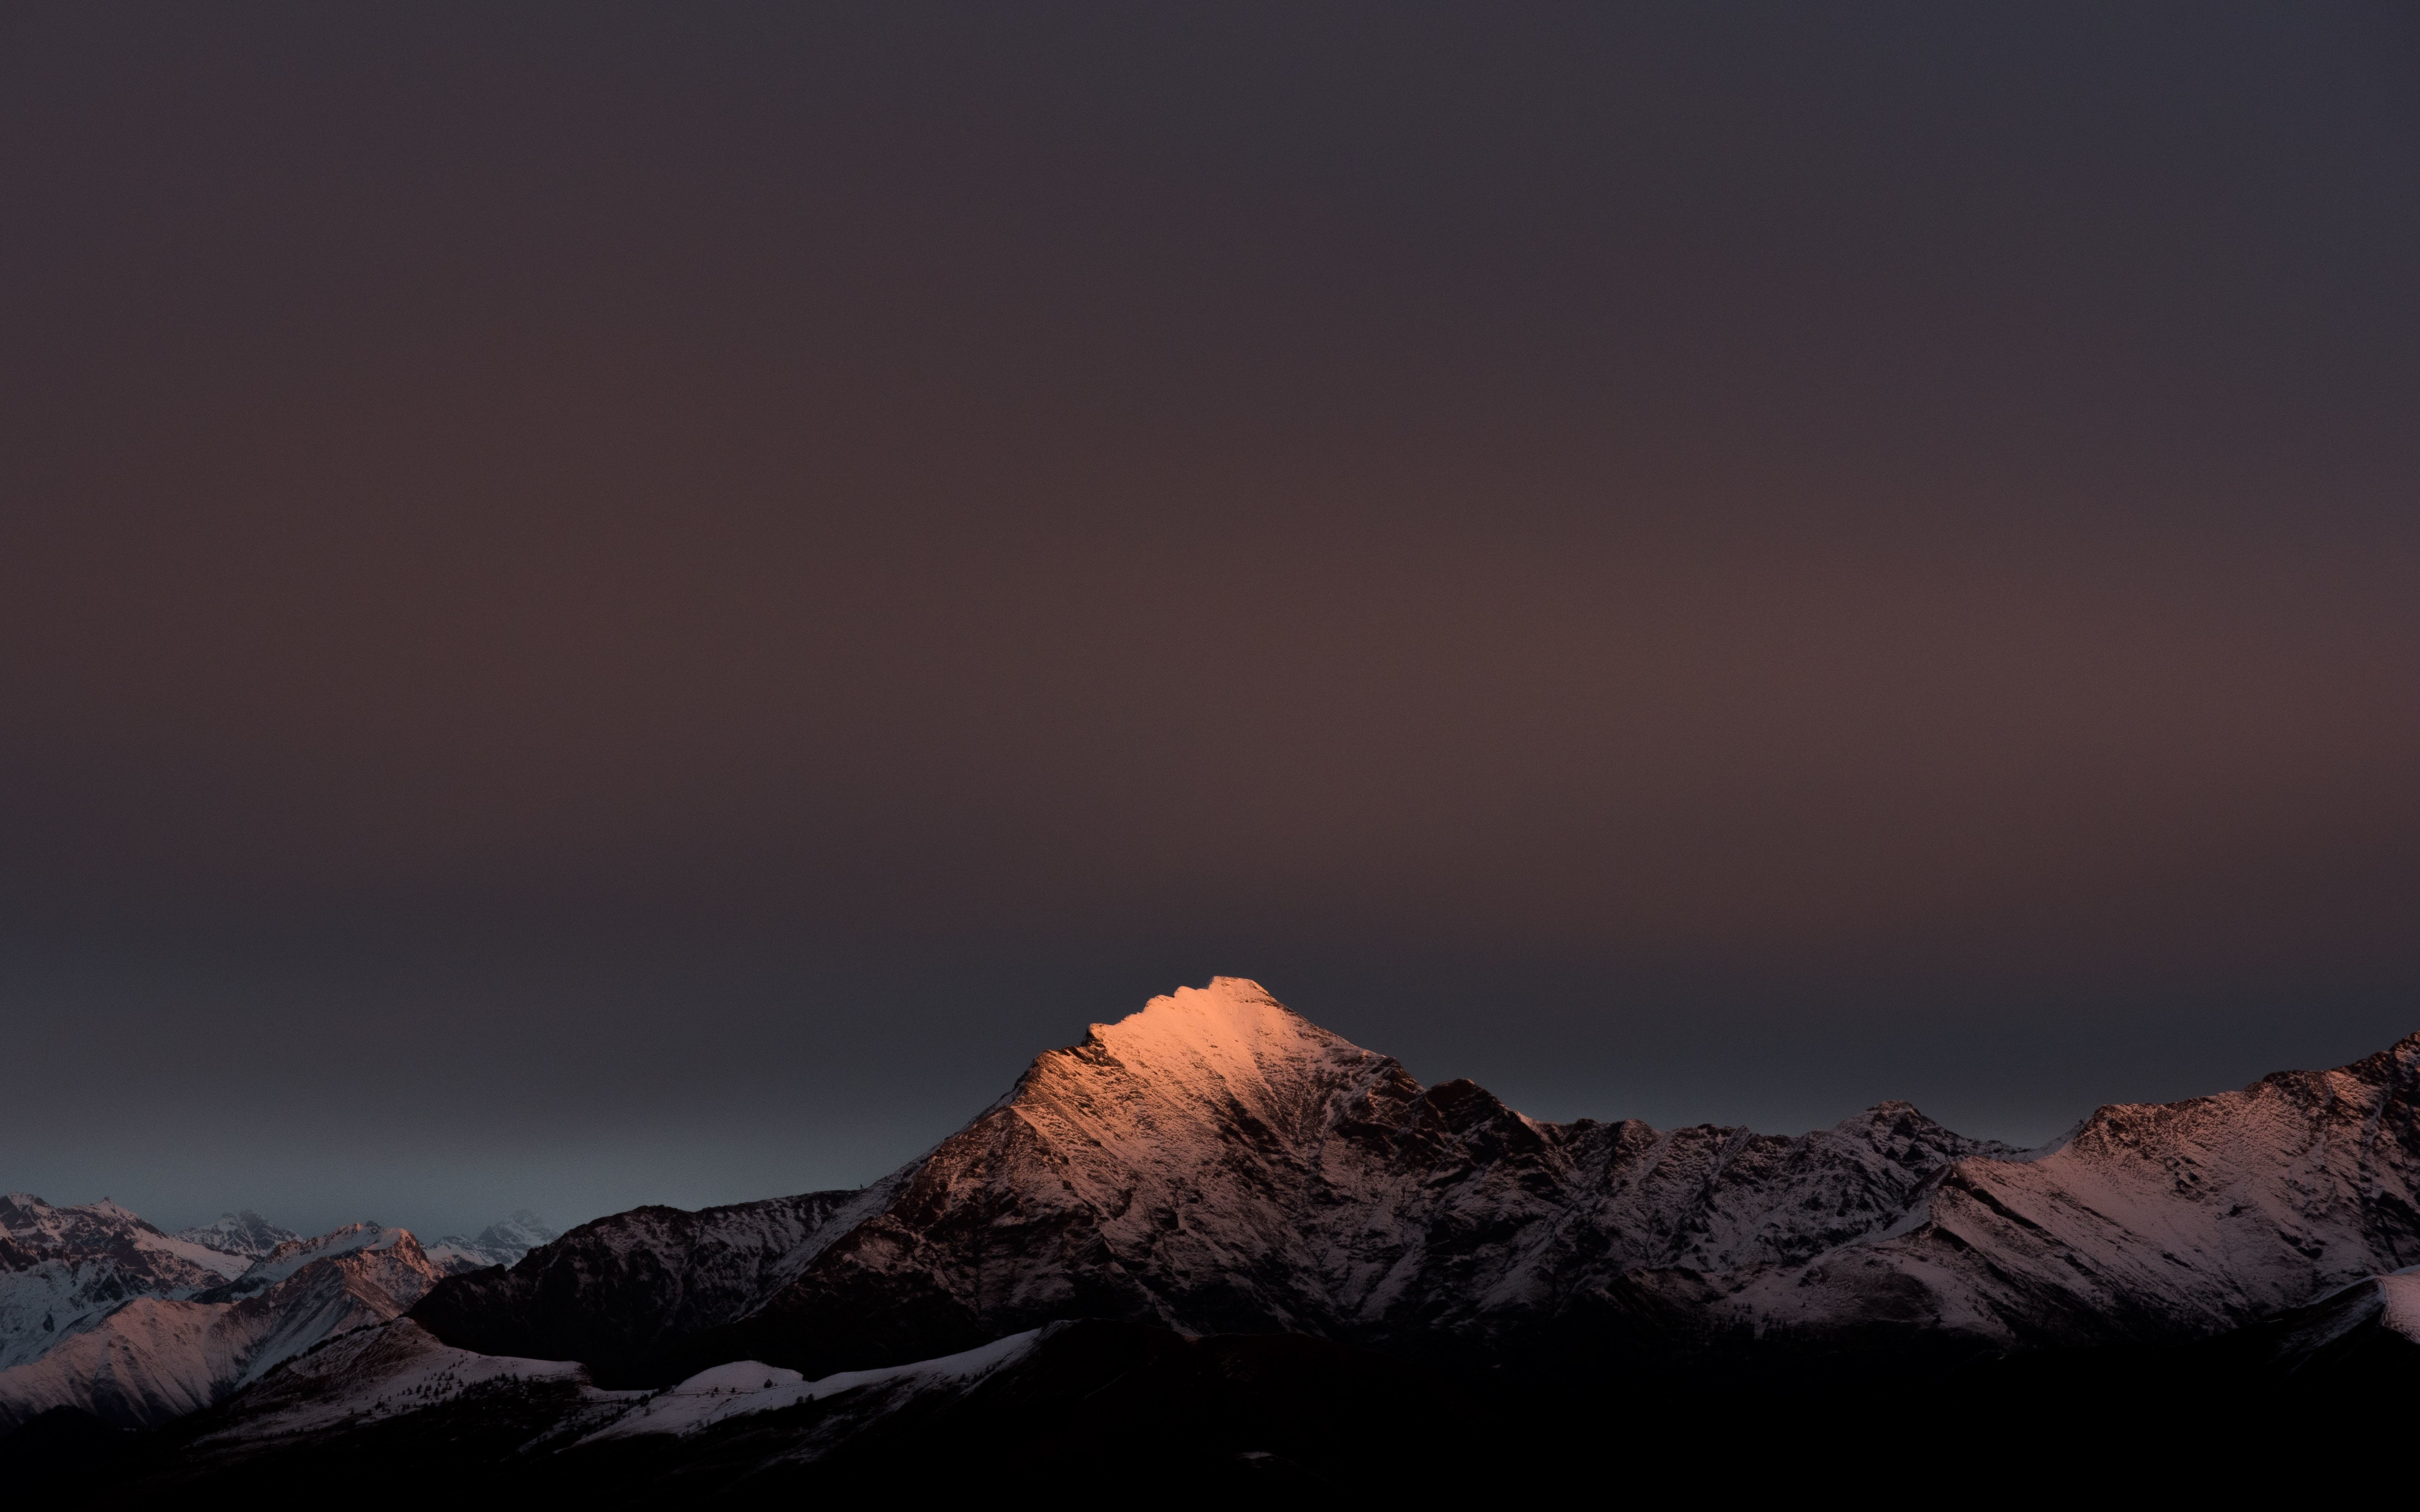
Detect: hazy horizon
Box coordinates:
(6, 5, 2417, 1240)
(14, 963, 2414, 1240)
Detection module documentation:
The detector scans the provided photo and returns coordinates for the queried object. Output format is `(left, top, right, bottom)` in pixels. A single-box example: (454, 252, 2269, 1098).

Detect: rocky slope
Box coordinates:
(410, 1188, 896, 1385)
(699, 981, 2017, 1377)
(0, 1225, 451, 1429)
(171, 1213, 297, 1262)
(14, 976, 2414, 1496)
(1709, 1032, 2420, 1353)
(200, 1224, 429, 1303)
(2199, 1266, 2420, 1383)
(418, 980, 2014, 1378)
(182, 1316, 614, 1446)
(417, 978, 2420, 1385)
(125, 1314, 1475, 1500)
(0, 1196, 251, 1370)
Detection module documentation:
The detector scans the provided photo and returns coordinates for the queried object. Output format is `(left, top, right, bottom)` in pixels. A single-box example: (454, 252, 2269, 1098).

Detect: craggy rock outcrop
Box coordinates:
(0, 1196, 253, 1370)
(415, 980, 2419, 1383)
(410, 1190, 886, 1385)
(0, 1226, 451, 1429)
(676, 981, 2024, 1378)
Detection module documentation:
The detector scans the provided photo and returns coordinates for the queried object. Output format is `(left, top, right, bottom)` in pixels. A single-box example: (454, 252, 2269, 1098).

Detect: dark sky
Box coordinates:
(4, 4, 2417, 1238)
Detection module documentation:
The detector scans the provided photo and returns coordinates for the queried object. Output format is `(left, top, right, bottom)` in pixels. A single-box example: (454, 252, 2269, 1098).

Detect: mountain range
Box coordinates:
(416, 979, 2420, 1383)
(0, 1199, 557, 1433)
(4, 978, 2414, 1498)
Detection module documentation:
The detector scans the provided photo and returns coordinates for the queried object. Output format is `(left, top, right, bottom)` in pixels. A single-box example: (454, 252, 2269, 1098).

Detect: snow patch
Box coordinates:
(2377, 1269, 2420, 1344)
(195, 1319, 608, 1443)
(580, 1328, 1046, 1442)
(1086, 977, 1364, 1123)
(1, 1193, 258, 1370)
(0, 1218, 455, 1429)
(217, 1224, 413, 1297)
(175, 1211, 300, 1262)
(424, 1211, 560, 1274)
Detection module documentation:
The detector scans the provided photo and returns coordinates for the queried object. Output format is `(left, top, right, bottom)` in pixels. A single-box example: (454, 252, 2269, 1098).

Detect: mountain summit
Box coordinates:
(0, 1221, 451, 1429)
(1717, 1029, 2420, 1349)
(417, 977, 2027, 1380)
(1066, 977, 1394, 1142)
(426, 1211, 560, 1274)
(14, 980, 2415, 1495)
(415, 982, 2420, 1389)
(173, 1211, 299, 1262)
(0, 1193, 253, 1371)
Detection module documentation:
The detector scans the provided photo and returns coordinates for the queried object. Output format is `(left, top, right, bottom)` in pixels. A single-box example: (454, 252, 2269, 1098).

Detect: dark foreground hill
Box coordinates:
(11, 1303, 2411, 1504)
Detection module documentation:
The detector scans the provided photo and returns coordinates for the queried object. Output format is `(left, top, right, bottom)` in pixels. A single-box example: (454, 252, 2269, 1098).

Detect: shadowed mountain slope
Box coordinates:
(421, 980, 2052, 1380)
(16, 980, 2418, 1498)
(409, 1189, 889, 1385)
(0, 1226, 450, 1430)
(0, 1196, 253, 1372)
(422, 981, 2416, 1383)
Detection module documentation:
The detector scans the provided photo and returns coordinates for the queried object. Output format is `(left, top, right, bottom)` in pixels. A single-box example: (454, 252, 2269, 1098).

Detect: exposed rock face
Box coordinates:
(421, 980, 2420, 1383)
(408, 1189, 892, 1385)
(171, 1212, 298, 1263)
(0, 1226, 451, 1429)
(688, 982, 2035, 1376)
(181, 1317, 611, 1449)
(13, 973, 2412, 1499)
(153, 1315, 1475, 1499)
(199, 1224, 432, 1306)
(415, 980, 2008, 1378)
(0, 1195, 252, 1370)
(1716, 1034, 2420, 1350)
(2192, 1267, 2420, 1386)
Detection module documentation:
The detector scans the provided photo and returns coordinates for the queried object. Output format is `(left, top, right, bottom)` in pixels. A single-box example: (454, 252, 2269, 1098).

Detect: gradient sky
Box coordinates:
(4, 4, 2417, 1239)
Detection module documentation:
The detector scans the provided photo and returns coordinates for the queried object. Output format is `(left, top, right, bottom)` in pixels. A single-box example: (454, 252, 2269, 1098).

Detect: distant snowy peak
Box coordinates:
(0, 1193, 260, 1369)
(0, 1218, 458, 1431)
(173, 1210, 299, 1261)
(1720, 1029, 2420, 1350)
(425, 1210, 560, 1274)
(207, 1223, 421, 1300)
(0, 1192, 247, 1278)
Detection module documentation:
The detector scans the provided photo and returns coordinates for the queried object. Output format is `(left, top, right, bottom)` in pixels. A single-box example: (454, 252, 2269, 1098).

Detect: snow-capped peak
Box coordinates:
(1, 1191, 149, 1245)
(2, 1217, 459, 1432)
(216, 1223, 418, 1298)
(425, 1211, 561, 1274)
(0, 1192, 251, 1279)
(1091, 976, 1335, 1065)
(1070, 976, 1387, 1138)
(174, 1211, 300, 1261)
(1, 1194, 284, 1375)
